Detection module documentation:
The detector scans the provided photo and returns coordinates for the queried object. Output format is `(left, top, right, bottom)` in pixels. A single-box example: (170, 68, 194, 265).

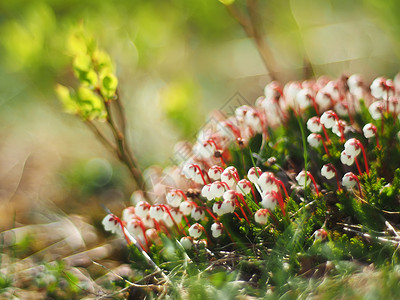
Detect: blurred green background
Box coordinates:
(0, 0, 400, 227)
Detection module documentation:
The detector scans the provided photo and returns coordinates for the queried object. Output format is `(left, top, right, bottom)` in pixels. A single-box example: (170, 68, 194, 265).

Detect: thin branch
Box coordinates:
(85, 120, 117, 155)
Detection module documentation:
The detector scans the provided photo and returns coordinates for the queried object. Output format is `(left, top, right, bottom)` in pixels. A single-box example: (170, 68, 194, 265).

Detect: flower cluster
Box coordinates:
(103, 73, 400, 252)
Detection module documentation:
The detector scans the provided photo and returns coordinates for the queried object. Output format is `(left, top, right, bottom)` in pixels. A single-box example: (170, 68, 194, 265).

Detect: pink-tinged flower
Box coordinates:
(264, 81, 282, 100)
(135, 201, 151, 219)
(188, 223, 203, 239)
(314, 229, 327, 241)
(235, 105, 252, 122)
(255, 209, 269, 225)
(315, 91, 332, 111)
(163, 209, 183, 227)
(195, 140, 216, 159)
(332, 120, 347, 137)
(191, 207, 205, 221)
(344, 138, 362, 157)
(321, 164, 335, 180)
(334, 102, 347, 117)
(342, 172, 357, 188)
(166, 190, 184, 207)
(320, 110, 337, 129)
(363, 123, 377, 139)
(388, 96, 400, 114)
(221, 166, 239, 187)
(201, 184, 213, 201)
(307, 117, 322, 133)
(368, 101, 384, 120)
(179, 201, 193, 216)
(370, 77, 394, 99)
(221, 199, 236, 214)
(340, 150, 355, 166)
(223, 190, 237, 201)
(307, 133, 322, 148)
(247, 167, 262, 183)
(347, 74, 364, 98)
(284, 81, 302, 106)
(126, 218, 144, 236)
(296, 170, 311, 186)
(210, 181, 227, 198)
(213, 201, 225, 216)
(236, 179, 251, 195)
(149, 205, 164, 221)
(211, 223, 223, 238)
(142, 214, 155, 228)
(245, 110, 263, 133)
(295, 88, 313, 109)
(208, 165, 224, 181)
(182, 163, 197, 179)
(122, 206, 136, 222)
(180, 236, 193, 250)
(102, 214, 122, 235)
(261, 192, 278, 210)
(324, 81, 340, 101)
(258, 172, 278, 192)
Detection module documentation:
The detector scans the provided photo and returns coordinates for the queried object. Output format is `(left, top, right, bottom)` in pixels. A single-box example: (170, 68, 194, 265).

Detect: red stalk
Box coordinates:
(236, 193, 252, 216)
(307, 172, 320, 195)
(234, 199, 250, 225)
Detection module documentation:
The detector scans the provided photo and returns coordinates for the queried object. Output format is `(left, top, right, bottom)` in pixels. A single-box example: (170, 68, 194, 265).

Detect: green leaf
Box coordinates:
(100, 71, 118, 99)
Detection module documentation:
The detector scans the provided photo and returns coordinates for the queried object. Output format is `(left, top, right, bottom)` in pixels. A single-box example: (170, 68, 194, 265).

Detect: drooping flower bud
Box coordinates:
(320, 110, 337, 129)
(362, 123, 377, 139)
(296, 170, 311, 186)
(342, 172, 357, 188)
(368, 101, 384, 120)
(236, 179, 251, 195)
(254, 209, 269, 225)
(321, 164, 335, 180)
(307, 117, 322, 133)
(247, 167, 262, 183)
(213, 201, 225, 216)
(314, 228, 327, 241)
(344, 138, 362, 157)
(208, 165, 224, 181)
(102, 214, 122, 235)
(210, 181, 227, 198)
(340, 150, 355, 166)
(135, 201, 151, 219)
(188, 223, 203, 239)
(261, 192, 278, 210)
(307, 133, 322, 148)
(179, 201, 193, 216)
(201, 184, 213, 201)
(221, 166, 239, 188)
(191, 207, 205, 221)
(221, 199, 235, 214)
(258, 172, 278, 192)
(166, 190, 184, 208)
(180, 236, 193, 250)
(211, 223, 223, 238)
(149, 205, 164, 221)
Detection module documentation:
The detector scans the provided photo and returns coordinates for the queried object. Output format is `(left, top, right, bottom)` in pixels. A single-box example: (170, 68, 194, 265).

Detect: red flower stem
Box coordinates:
(177, 190, 188, 200)
(358, 143, 370, 175)
(266, 209, 279, 226)
(354, 157, 362, 175)
(275, 179, 290, 200)
(322, 125, 331, 143)
(250, 185, 259, 204)
(332, 113, 345, 142)
(237, 193, 252, 216)
(375, 135, 381, 149)
(201, 227, 213, 246)
(193, 164, 207, 185)
(307, 172, 320, 194)
(116, 217, 132, 246)
(153, 219, 161, 232)
(220, 181, 231, 190)
(352, 175, 363, 196)
(137, 219, 150, 246)
(204, 207, 219, 222)
(275, 192, 286, 216)
(204, 172, 212, 183)
(160, 205, 186, 236)
(310, 96, 319, 115)
(233, 212, 242, 222)
(184, 215, 191, 227)
(321, 139, 331, 157)
(224, 122, 241, 139)
(234, 199, 250, 225)
(334, 171, 342, 192)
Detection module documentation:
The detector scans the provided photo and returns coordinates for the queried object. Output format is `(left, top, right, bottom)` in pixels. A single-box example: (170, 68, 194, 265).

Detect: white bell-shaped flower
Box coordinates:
(211, 223, 223, 238)
(368, 101, 384, 120)
(122, 206, 136, 222)
(236, 179, 251, 195)
(258, 172, 278, 192)
(201, 184, 213, 201)
(210, 181, 226, 198)
(340, 150, 355, 166)
(221, 199, 235, 214)
(179, 201, 193, 216)
(213, 201, 225, 216)
(255, 209, 269, 225)
(191, 207, 205, 221)
(166, 190, 184, 208)
(321, 164, 335, 180)
(307, 133, 322, 148)
(208, 165, 223, 181)
(180, 236, 193, 250)
(126, 218, 143, 236)
(188, 223, 203, 239)
(102, 214, 122, 235)
(261, 192, 278, 210)
(221, 166, 238, 188)
(307, 117, 322, 133)
(296, 170, 311, 186)
(149, 205, 164, 221)
(223, 190, 237, 201)
(342, 172, 357, 188)
(344, 138, 361, 157)
(363, 123, 376, 139)
(247, 167, 262, 183)
(320, 110, 337, 129)
(135, 201, 151, 219)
